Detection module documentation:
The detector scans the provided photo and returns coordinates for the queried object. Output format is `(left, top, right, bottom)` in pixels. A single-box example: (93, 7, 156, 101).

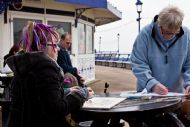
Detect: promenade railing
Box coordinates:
(95, 52, 131, 69)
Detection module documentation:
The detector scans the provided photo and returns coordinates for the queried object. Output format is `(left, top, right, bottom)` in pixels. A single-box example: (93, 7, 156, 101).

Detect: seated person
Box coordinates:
(57, 33, 85, 86)
(6, 21, 91, 127)
(63, 72, 94, 97)
(57, 33, 94, 96)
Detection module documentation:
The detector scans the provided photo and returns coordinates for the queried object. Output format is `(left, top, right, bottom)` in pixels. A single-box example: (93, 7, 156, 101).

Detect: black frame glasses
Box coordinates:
(160, 27, 180, 36)
(47, 43, 59, 48)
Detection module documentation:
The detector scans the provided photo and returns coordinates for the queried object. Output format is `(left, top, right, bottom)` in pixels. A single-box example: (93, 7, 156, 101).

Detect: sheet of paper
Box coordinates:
(120, 91, 185, 98)
(82, 97, 126, 109)
(0, 73, 7, 77)
(146, 92, 185, 97)
(1, 64, 12, 73)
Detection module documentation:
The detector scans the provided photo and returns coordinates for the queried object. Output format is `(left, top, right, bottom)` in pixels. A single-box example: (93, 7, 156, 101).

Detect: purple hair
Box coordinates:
(19, 21, 59, 52)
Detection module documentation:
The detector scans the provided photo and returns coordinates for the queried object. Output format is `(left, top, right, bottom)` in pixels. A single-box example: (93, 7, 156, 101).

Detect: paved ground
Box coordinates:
(88, 65, 137, 93)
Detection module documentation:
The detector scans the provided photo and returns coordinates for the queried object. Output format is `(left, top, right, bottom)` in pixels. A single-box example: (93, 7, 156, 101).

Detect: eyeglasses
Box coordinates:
(160, 27, 180, 36)
(47, 43, 59, 49)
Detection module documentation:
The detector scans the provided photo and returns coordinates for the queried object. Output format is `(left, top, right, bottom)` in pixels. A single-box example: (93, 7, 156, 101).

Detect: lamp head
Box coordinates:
(136, 0, 143, 13)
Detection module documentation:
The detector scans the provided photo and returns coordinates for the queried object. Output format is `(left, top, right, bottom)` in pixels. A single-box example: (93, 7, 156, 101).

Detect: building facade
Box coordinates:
(0, 0, 121, 82)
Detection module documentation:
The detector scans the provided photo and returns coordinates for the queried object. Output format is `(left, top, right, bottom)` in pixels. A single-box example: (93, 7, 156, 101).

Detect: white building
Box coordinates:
(0, 0, 121, 82)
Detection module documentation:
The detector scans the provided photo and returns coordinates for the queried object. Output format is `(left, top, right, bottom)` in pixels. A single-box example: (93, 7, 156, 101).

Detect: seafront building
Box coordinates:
(0, 0, 121, 82)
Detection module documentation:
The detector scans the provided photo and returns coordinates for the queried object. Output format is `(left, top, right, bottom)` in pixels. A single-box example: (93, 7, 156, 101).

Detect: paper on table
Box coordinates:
(147, 92, 185, 97)
(0, 73, 7, 77)
(82, 97, 126, 109)
(1, 64, 12, 74)
(120, 91, 185, 98)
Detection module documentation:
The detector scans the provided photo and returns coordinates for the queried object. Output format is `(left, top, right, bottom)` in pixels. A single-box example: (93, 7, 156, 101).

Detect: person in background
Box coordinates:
(130, 5, 190, 127)
(57, 33, 85, 86)
(6, 21, 90, 127)
(3, 44, 19, 67)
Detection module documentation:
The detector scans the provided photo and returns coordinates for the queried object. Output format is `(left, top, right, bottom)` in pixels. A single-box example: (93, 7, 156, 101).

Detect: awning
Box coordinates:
(0, 0, 22, 14)
(55, 0, 107, 8)
(55, 0, 122, 26)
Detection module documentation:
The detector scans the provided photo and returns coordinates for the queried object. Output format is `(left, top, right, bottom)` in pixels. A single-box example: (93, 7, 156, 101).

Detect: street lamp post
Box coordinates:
(117, 33, 120, 54)
(136, 0, 143, 33)
(99, 36, 101, 53)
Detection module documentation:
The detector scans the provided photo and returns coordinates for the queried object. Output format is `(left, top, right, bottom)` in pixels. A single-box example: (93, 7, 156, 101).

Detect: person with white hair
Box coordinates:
(130, 5, 190, 127)
(131, 5, 190, 96)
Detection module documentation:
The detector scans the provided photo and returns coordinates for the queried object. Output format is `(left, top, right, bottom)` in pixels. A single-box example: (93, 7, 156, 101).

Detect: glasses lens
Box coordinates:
(47, 44, 59, 48)
(161, 27, 179, 36)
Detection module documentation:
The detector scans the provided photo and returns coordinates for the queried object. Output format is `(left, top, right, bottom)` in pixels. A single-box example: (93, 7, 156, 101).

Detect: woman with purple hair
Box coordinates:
(6, 21, 89, 127)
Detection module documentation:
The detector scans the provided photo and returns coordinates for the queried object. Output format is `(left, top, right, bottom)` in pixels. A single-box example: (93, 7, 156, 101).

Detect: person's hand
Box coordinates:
(152, 83, 168, 95)
(69, 86, 80, 92)
(185, 85, 190, 98)
(87, 87, 95, 98)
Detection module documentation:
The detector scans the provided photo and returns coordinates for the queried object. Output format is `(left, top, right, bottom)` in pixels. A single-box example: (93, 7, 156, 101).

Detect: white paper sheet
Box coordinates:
(1, 64, 12, 73)
(120, 91, 185, 98)
(82, 97, 126, 109)
(0, 73, 7, 77)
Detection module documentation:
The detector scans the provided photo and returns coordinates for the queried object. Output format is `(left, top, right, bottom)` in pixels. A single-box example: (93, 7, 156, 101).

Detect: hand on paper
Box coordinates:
(185, 85, 190, 98)
(153, 83, 168, 95)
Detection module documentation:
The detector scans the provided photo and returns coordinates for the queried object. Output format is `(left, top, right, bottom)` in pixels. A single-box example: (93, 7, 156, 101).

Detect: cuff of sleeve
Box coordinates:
(184, 82, 190, 89)
(68, 91, 85, 107)
(64, 88, 71, 95)
(146, 78, 159, 92)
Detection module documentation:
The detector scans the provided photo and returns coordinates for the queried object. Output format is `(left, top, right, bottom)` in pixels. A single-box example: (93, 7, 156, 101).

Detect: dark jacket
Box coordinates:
(3, 54, 11, 67)
(7, 51, 85, 127)
(57, 46, 82, 85)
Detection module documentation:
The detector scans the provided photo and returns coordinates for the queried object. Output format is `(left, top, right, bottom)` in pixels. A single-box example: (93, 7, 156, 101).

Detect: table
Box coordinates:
(80, 93, 183, 127)
(0, 75, 13, 127)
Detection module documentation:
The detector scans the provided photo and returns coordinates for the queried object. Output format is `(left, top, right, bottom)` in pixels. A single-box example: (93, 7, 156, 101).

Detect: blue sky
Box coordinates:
(94, 0, 190, 53)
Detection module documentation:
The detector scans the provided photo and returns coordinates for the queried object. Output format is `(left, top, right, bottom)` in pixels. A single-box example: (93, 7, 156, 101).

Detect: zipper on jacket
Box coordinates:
(165, 55, 168, 64)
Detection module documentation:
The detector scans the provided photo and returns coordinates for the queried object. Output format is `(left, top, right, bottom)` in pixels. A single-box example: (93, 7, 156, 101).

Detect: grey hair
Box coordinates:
(157, 6, 184, 30)
(61, 32, 70, 40)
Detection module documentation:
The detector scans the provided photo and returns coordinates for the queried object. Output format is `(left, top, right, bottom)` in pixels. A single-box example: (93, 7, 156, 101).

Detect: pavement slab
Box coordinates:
(88, 65, 137, 94)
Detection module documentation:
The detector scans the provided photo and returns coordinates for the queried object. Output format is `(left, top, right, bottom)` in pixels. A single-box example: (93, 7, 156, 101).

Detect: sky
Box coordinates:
(94, 0, 190, 54)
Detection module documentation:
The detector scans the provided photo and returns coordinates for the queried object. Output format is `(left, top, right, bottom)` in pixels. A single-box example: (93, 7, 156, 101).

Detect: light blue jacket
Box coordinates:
(131, 16, 190, 93)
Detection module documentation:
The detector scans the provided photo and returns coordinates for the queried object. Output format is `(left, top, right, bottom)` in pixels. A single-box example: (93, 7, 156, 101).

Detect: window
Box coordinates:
(48, 21, 72, 52)
(86, 25, 93, 54)
(48, 21, 71, 37)
(78, 23, 85, 54)
(13, 18, 42, 44)
(78, 23, 94, 54)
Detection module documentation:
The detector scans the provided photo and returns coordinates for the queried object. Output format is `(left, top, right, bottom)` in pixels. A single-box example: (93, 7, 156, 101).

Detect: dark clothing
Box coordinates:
(3, 54, 11, 67)
(57, 46, 82, 86)
(6, 51, 86, 127)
